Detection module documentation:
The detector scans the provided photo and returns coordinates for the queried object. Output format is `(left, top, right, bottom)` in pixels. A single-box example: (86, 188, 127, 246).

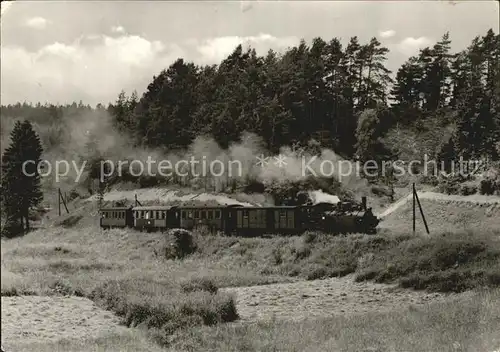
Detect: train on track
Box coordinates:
(98, 196, 379, 235)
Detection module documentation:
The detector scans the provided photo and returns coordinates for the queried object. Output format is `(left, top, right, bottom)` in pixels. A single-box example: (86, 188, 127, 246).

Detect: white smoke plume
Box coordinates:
(1, 107, 369, 204)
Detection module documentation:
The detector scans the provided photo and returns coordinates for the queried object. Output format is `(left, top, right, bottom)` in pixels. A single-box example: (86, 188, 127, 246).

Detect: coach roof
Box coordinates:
(99, 207, 132, 211)
(132, 205, 178, 211)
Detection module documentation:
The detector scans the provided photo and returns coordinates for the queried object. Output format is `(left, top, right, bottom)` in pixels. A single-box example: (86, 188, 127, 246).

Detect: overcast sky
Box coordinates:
(1, 1, 498, 106)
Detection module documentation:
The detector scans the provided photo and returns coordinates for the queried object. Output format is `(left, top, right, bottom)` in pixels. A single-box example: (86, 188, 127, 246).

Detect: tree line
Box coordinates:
(109, 29, 499, 163)
(1, 29, 499, 236)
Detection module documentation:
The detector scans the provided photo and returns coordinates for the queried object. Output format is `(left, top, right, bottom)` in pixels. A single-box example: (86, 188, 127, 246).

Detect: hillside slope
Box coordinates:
(379, 192, 500, 233)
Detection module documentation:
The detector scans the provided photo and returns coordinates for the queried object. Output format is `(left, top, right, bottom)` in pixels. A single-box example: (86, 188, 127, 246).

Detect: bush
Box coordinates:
(354, 232, 500, 292)
(1, 219, 24, 238)
(57, 214, 83, 228)
(437, 177, 461, 195)
(137, 175, 162, 188)
(302, 232, 317, 244)
(459, 184, 477, 196)
(68, 190, 81, 201)
(89, 279, 238, 344)
(479, 179, 496, 195)
(181, 277, 218, 294)
(165, 229, 197, 259)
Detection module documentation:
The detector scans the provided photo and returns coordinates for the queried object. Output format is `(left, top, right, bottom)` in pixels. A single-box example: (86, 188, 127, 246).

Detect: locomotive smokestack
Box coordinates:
(361, 196, 367, 211)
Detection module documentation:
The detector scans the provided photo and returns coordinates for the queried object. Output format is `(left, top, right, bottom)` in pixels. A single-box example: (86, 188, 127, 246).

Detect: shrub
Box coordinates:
(89, 279, 238, 344)
(302, 231, 317, 244)
(271, 248, 283, 265)
(68, 190, 81, 201)
(1, 219, 24, 238)
(479, 179, 496, 195)
(181, 277, 218, 294)
(165, 229, 197, 259)
(459, 184, 477, 196)
(57, 214, 83, 228)
(293, 244, 312, 262)
(437, 177, 461, 195)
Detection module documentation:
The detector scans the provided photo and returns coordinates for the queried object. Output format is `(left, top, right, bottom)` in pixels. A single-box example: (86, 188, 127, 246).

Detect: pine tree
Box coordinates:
(1, 120, 43, 237)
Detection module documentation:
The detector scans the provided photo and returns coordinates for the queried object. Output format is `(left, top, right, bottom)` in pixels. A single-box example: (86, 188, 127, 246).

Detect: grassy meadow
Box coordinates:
(2, 222, 500, 351)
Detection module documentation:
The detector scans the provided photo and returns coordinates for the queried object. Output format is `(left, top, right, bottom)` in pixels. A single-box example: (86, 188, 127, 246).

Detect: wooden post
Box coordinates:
(135, 194, 142, 207)
(412, 183, 416, 234)
(58, 188, 61, 216)
(59, 188, 69, 214)
(414, 190, 430, 234)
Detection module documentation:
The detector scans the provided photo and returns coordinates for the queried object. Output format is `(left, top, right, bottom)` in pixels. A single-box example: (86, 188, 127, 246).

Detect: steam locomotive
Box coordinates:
(99, 196, 379, 235)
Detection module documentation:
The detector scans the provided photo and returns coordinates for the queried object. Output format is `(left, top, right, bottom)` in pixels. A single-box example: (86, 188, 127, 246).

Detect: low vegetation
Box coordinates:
(1, 219, 500, 351)
(2, 224, 500, 349)
(168, 289, 500, 352)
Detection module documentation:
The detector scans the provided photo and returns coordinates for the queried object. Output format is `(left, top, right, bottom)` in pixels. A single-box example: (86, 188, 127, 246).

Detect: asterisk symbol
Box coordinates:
(274, 154, 287, 168)
(255, 154, 270, 168)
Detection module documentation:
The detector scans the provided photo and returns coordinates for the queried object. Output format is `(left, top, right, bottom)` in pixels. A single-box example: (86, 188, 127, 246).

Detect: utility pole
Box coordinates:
(412, 183, 429, 234)
(413, 183, 416, 234)
(58, 188, 69, 215)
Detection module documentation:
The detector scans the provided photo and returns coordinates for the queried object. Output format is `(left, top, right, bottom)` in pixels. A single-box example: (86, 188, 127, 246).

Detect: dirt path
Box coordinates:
(1, 296, 128, 349)
(377, 191, 500, 219)
(222, 275, 466, 323)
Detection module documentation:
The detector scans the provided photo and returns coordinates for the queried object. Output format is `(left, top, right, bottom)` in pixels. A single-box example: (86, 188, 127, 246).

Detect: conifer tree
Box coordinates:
(1, 120, 43, 236)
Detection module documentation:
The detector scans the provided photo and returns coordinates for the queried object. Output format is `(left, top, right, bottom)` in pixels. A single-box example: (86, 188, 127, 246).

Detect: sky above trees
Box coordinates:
(1, 0, 498, 106)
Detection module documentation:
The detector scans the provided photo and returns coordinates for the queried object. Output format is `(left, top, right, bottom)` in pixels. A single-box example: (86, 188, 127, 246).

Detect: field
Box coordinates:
(2, 193, 500, 352)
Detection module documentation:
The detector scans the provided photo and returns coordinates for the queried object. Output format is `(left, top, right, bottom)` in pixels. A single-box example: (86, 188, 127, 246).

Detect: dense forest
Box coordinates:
(2, 29, 499, 182)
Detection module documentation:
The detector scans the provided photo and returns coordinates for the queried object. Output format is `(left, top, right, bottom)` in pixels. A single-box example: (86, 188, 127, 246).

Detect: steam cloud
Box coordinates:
(1, 107, 369, 203)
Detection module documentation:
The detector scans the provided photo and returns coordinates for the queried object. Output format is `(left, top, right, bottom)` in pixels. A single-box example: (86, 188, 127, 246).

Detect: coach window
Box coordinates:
(207, 210, 213, 219)
(188, 211, 193, 219)
(215, 210, 221, 219)
(201, 210, 206, 219)
(243, 210, 249, 218)
(181, 211, 186, 219)
(194, 210, 200, 219)
(280, 210, 286, 218)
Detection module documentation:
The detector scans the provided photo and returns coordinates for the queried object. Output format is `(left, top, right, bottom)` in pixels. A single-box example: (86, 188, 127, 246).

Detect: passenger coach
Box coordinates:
(133, 205, 180, 231)
(99, 206, 134, 228)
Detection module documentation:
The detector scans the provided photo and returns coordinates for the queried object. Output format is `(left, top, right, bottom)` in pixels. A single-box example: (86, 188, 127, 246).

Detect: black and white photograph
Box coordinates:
(1, 0, 499, 351)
